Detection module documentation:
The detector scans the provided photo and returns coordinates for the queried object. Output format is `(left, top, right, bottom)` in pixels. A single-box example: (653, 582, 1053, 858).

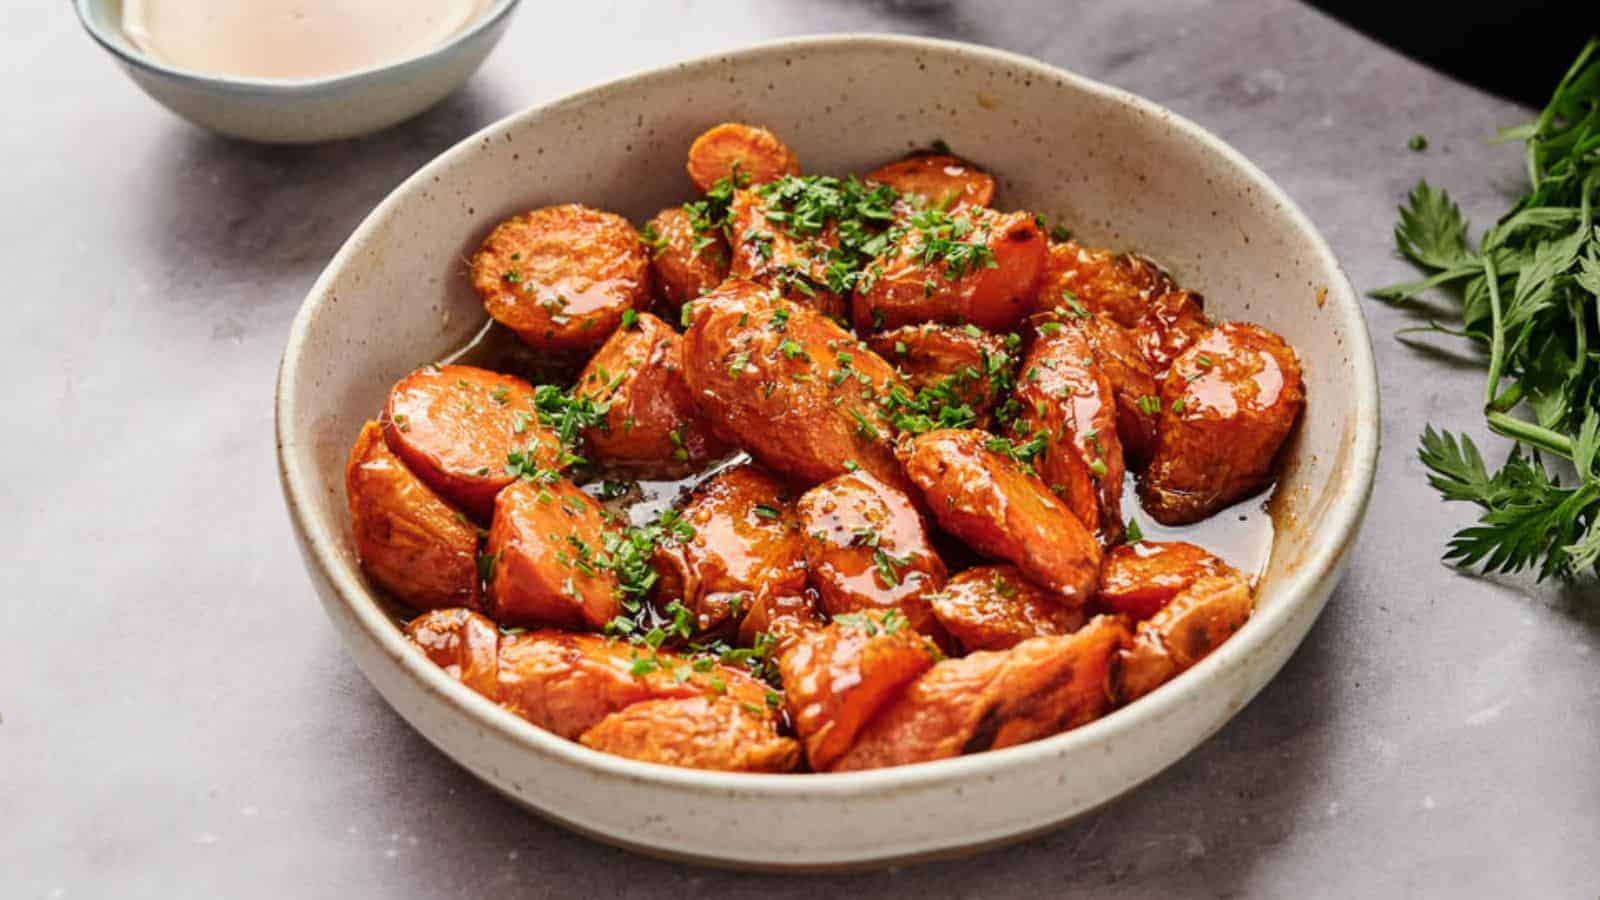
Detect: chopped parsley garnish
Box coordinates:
(880, 342, 1016, 435)
(475, 551, 498, 583)
(682, 166, 747, 242)
(873, 548, 909, 587)
(1125, 518, 1145, 543)
(985, 428, 1049, 472)
(832, 612, 880, 635)
(849, 408, 880, 440)
(504, 441, 561, 482)
(904, 206, 998, 279)
(531, 384, 610, 455)
(599, 508, 698, 634)
(639, 221, 667, 255)
(751, 174, 900, 295)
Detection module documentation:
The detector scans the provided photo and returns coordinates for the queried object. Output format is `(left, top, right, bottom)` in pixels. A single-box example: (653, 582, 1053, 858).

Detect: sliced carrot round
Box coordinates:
(866, 153, 996, 208)
(778, 611, 938, 770)
(1097, 540, 1234, 620)
(382, 364, 559, 522)
(686, 123, 800, 193)
(471, 204, 651, 350)
(404, 608, 501, 697)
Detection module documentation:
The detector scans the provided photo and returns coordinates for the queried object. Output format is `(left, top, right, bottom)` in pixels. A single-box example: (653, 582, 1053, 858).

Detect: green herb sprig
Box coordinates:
(683, 166, 747, 248)
(531, 384, 609, 462)
(753, 174, 900, 295)
(878, 344, 1017, 435)
(1372, 38, 1600, 580)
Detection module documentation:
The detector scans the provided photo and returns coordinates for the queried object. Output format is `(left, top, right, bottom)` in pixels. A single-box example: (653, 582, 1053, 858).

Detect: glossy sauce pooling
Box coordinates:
(122, 0, 494, 80)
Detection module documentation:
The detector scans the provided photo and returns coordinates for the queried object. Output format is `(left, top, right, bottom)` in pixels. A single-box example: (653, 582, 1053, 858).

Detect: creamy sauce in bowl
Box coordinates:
(121, 0, 495, 80)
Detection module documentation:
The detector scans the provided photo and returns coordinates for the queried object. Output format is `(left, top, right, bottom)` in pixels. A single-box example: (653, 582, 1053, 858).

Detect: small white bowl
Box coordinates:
(74, 0, 520, 143)
(276, 35, 1379, 868)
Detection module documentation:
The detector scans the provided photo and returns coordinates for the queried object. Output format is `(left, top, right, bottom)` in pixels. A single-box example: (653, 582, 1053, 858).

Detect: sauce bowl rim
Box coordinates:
(73, 0, 522, 94)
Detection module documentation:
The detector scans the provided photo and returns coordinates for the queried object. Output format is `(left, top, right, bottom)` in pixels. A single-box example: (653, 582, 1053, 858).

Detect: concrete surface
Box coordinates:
(5, 0, 1598, 896)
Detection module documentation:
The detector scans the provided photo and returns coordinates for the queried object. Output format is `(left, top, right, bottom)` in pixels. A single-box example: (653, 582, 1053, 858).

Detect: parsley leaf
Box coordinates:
(1393, 181, 1478, 271)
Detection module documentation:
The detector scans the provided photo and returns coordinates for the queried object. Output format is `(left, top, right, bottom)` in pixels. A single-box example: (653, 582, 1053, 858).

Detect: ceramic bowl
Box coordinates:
(73, 0, 519, 143)
(276, 35, 1379, 868)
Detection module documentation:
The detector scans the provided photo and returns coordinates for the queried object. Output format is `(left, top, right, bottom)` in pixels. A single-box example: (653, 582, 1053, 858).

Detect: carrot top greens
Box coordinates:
(1373, 38, 1600, 580)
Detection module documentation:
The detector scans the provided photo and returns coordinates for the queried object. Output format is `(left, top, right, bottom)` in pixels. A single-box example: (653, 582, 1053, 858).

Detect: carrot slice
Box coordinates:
(686, 123, 800, 192)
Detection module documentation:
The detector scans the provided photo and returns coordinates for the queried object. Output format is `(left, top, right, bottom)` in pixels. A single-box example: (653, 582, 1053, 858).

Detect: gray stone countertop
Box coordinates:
(6, 0, 1597, 896)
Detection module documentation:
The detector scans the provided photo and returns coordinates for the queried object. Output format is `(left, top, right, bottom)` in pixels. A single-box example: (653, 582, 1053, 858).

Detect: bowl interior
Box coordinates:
(279, 37, 1375, 780)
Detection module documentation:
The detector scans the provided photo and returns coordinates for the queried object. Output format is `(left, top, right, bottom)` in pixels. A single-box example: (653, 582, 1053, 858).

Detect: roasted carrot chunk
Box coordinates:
(865, 152, 996, 208)
(778, 610, 939, 770)
(930, 564, 1086, 653)
(346, 421, 481, 612)
(485, 478, 621, 630)
(382, 364, 557, 522)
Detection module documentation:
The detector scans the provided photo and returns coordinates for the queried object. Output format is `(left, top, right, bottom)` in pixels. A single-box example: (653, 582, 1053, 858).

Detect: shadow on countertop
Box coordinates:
(129, 80, 510, 299)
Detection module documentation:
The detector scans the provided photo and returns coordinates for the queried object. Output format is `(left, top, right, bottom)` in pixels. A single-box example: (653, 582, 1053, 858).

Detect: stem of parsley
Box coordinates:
(1485, 412, 1575, 460)
(1480, 253, 1506, 408)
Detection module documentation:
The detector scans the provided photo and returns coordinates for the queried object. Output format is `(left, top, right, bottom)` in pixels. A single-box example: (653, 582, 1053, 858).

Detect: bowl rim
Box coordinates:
(72, 0, 521, 94)
(276, 33, 1380, 796)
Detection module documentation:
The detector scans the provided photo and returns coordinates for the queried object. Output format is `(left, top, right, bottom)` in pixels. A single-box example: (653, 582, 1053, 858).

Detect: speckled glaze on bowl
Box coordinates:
(73, 0, 519, 143)
(275, 35, 1379, 869)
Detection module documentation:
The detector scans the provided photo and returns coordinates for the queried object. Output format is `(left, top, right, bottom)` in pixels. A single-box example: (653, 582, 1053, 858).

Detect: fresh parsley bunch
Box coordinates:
(1373, 39, 1600, 580)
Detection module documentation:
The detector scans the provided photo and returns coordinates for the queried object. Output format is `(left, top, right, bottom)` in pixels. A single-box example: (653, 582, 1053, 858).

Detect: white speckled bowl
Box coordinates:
(276, 35, 1379, 869)
(73, 0, 519, 143)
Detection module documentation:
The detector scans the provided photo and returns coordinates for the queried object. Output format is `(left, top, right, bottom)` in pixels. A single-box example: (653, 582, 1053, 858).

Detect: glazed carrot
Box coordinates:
(382, 364, 558, 522)
(778, 610, 938, 770)
(865, 153, 995, 208)
(471, 204, 651, 351)
(485, 478, 621, 630)
(1097, 541, 1237, 621)
(346, 421, 481, 612)
(685, 122, 800, 193)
